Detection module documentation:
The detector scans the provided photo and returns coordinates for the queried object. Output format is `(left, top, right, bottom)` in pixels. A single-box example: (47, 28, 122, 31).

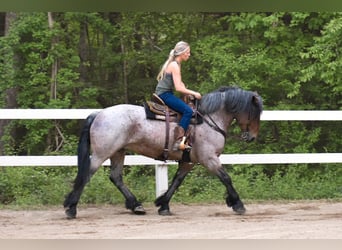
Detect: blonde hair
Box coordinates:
(156, 41, 190, 81)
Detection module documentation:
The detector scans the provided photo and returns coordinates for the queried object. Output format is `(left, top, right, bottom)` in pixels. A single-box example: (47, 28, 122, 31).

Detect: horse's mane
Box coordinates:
(198, 86, 263, 119)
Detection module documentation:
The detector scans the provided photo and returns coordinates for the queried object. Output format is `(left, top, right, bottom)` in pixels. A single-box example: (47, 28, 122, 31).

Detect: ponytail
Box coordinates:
(156, 49, 175, 81)
(156, 41, 189, 81)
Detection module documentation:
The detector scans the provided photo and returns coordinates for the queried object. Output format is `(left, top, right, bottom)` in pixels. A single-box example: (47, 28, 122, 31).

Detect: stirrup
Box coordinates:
(179, 136, 192, 151)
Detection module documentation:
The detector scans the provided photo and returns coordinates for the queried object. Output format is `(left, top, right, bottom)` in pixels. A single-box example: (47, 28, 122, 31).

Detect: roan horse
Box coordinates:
(64, 86, 263, 219)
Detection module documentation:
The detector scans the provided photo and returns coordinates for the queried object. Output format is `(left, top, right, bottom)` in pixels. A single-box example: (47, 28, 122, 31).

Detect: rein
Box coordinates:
(196, 110, 227, 139)
(193, 98, 226, 139)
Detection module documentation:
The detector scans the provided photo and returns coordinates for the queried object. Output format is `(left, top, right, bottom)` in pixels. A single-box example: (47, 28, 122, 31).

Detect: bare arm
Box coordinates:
(168, 61, 202, 99)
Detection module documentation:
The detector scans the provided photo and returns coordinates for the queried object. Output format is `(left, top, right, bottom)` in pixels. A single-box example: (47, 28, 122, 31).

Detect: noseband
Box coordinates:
(238, 108, 252, 142)
(241, 131, 250, 141)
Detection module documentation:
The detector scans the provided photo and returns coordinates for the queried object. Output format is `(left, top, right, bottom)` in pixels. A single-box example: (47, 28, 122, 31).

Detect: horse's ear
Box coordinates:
(252, 94, 259, 105)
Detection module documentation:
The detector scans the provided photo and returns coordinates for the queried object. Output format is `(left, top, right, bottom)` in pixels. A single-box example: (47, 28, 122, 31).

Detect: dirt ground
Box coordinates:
(0, 200, 341, 239)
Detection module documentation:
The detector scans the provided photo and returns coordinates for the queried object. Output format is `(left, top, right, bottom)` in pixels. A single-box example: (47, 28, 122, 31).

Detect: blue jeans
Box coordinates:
(159, 91, 193, 131)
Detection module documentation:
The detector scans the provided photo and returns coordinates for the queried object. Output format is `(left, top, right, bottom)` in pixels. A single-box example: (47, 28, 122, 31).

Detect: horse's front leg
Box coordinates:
(216, 167, 246, 214)
(207, 157, 246, 215)
(154, 161, 193, 215)
(109, 152, 145, 215)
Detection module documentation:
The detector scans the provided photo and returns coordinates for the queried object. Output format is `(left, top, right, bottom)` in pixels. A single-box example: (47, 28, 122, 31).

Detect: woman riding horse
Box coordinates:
(63, 85, 263, 219)
(155, 41, 202, 150)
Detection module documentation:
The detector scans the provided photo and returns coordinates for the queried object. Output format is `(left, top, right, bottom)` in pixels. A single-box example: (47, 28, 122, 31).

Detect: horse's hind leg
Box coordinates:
(155, 161, 193, 215)
(64, 157, 103, 219)
(109, 150, 145, 215)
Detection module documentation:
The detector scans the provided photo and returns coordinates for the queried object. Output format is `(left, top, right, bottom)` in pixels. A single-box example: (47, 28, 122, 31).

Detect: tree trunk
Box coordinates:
(78, 19, 89, 84)
(0, 12, 5, 36)
(121, 41, 129, 104)
(48, 12, 58, 100)
(47, 12, 64, 152)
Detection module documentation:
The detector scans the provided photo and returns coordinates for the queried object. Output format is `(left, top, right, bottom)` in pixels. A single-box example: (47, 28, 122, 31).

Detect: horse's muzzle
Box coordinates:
(241, 132, 255, 143)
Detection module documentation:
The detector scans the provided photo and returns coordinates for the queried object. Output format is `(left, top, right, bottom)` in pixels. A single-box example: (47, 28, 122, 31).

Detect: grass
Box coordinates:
(0, 164, 341, 208)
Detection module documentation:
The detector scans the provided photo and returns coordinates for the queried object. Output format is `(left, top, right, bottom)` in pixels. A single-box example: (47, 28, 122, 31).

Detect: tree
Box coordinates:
(0, 12, 18, 155)
(0, 12, 340, 158)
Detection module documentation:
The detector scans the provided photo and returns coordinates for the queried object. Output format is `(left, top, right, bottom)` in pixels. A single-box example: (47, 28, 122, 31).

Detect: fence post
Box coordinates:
(155, 164, 168, 197)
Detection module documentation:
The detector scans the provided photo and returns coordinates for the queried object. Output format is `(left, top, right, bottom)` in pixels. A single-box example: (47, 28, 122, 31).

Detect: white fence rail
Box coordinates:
(0, 109, 342, 120)
(0, 109, 341, 196)
(1, 153, 341, 167)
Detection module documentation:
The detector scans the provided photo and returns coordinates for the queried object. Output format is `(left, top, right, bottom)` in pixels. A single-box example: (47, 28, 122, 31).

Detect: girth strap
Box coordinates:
(163, 106, 170, 160)
(152, 93, 170, 161)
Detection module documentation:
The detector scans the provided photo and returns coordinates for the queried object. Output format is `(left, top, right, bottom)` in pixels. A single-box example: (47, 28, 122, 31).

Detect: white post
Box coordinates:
(155, 164, 168, 197)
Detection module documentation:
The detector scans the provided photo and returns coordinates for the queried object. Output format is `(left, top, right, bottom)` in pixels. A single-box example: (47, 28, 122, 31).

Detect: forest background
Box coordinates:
(0, 12, 341, 206)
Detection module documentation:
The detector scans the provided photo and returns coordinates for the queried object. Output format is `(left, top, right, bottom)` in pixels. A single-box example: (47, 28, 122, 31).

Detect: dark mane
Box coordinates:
(198, 86, 263, 119)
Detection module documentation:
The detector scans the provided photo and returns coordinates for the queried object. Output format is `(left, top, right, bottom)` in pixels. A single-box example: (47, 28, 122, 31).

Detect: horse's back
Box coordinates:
(94, 104, 144, 123)
(103, 103, 144, 116)
(89, 103, 168, 159)
(91, 104, 146, 131)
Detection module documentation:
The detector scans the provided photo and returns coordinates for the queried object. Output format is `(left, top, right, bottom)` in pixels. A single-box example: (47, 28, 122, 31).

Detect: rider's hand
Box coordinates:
(193, 92, 202, 100)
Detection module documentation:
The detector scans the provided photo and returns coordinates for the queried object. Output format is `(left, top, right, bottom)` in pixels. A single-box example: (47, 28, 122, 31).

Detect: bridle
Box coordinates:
(194, 98, 254, 142)
(196, 111, 227, 139)
(237, 108, 252, 142)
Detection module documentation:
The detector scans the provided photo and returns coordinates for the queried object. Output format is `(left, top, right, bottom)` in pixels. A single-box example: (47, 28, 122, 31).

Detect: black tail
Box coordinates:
(63, 112, 98, 211)
(74, 112, 98, 189)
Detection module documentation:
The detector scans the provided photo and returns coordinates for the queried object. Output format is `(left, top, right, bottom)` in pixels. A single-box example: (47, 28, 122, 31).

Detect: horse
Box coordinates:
(63, 86, 263, 219)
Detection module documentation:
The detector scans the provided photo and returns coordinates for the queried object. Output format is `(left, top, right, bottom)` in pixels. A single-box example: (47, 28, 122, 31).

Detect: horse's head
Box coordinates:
(198, 86, 263, 142)
(234, 93, 263, 142)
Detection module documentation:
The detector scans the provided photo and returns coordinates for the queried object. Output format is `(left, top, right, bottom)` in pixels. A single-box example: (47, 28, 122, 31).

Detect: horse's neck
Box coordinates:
(205, 111, 234, 132)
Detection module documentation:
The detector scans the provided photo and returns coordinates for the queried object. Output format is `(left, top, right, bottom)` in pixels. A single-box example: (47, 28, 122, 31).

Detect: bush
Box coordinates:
(0, 166, 75, 206)
(0, 163, 341, 208)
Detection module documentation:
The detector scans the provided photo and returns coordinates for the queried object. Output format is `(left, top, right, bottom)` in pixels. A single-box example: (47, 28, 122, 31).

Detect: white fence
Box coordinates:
(0, 109, 341, 120)
(0, 109, 341, 196)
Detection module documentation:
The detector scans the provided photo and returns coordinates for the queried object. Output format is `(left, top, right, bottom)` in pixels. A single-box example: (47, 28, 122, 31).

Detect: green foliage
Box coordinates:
(1, 163, 340, 207)
(0, 166, 75, 206)
(232, 164, 342, 200)
(299, 14, 342, 109)
(77, 165, 157, 205)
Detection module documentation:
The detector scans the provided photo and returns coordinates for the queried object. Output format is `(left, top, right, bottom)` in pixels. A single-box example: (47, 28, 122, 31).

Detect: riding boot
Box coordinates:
(172, 126, 191, 151)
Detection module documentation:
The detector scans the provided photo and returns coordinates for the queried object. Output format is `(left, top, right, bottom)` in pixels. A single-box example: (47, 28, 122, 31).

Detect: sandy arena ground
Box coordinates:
(0, 200, 341, 239)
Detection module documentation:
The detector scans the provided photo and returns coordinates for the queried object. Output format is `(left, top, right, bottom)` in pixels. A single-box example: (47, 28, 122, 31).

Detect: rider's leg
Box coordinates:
(159, 92, 193, 150)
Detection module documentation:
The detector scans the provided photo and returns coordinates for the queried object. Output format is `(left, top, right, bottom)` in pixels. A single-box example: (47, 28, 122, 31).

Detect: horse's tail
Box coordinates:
(73, 111, 98, 189)
(63, 112, 98, 213)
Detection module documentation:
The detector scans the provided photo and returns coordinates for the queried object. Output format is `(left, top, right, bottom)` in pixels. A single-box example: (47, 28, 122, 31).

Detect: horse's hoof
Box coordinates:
(65, 207, 77, 219)
(158, 209, 172, 216)
(232, 204, 246, 215)
(133, 205, 146, 215)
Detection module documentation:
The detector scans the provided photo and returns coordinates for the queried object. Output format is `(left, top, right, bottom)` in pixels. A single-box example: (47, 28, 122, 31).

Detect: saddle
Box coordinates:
(144, 93, 201, 124)
(144, 94, 202, 161)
